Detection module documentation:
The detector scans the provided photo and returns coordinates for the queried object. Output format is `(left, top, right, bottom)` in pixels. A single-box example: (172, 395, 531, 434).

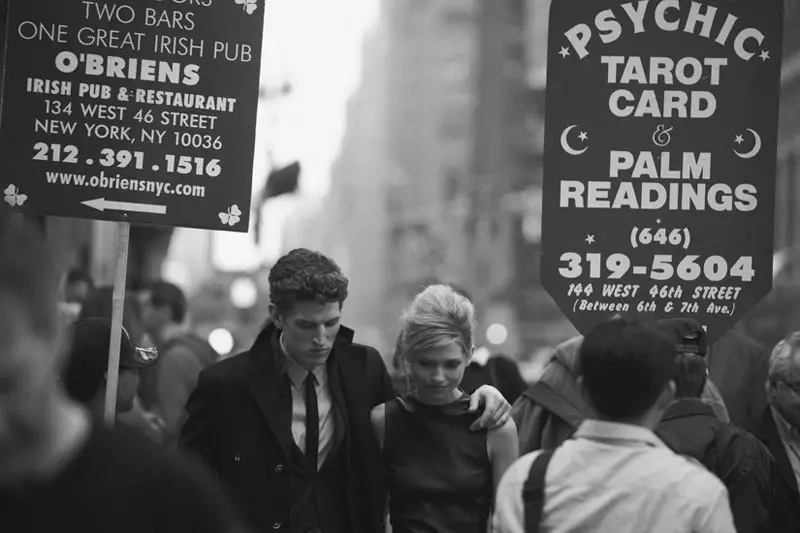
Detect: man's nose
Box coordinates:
(313, 326, 326, 344)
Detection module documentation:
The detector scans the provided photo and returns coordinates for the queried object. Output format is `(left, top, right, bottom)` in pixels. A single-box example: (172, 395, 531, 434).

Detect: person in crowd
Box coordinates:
(62, 317, 158, 418)
(708, 327, 770, 427)
(657, 347, 775, 533)
(79, 286, 165, 443)
(371, 285, 518, 532)
(139, 281, 218, 446)
(494, 319, 736, 532)
(58, 269, 94, 321)
(747, 332, 800, 532)
(180, 249, 512, 533)
(64, 269, 93, 306)
(512, 317, 730, 454)
(462, 350, 528, 404)
(0, 209, 248, 533)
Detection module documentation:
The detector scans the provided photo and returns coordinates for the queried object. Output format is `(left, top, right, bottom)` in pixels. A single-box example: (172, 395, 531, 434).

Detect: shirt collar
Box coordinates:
(575, 419, 667, 449)
(278, 333, 326, 389)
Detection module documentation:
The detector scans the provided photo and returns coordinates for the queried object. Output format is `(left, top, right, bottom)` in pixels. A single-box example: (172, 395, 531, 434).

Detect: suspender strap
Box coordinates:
(522, 450, 555, 532)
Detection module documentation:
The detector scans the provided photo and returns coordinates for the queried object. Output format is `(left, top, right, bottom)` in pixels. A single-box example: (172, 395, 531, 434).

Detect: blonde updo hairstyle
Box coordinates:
(400, 284, 476, 365)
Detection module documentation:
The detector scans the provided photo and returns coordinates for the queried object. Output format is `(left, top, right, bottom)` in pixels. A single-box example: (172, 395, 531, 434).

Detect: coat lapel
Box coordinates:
(245, 325, 294, 459)
(755, 409, 800, 496)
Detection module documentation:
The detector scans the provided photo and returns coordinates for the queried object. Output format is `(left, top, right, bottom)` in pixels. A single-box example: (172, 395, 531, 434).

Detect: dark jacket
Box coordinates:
(708, 330, 770, 427)
(658, 399, 775, 533)
(461, 356, 527, 404)
(511, 335, 730, 454)
(179, 324, 395, 533)
(747, 408, 800, 533)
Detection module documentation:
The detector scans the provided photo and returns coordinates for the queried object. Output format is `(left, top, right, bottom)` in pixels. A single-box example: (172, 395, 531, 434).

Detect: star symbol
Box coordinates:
(559, 46, 570, 59)
(759, 50, 770, 61)
(585, 234, 595, 245)
(735, 134, 744, 144)
(578, 131, 588, 142)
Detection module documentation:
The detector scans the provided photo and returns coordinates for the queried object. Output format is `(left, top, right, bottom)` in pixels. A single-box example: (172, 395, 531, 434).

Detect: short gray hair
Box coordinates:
(401, 284, 476, 360)
(768, 332, 800, 385)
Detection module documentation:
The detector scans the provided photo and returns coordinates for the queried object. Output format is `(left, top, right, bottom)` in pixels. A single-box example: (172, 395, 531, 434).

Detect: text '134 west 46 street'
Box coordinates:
(0, 0, 264, 232)
(540, 0, 784, 342)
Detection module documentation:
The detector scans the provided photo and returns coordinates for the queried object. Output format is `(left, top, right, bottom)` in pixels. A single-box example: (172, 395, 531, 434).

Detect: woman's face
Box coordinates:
(408, 341, 469, 405)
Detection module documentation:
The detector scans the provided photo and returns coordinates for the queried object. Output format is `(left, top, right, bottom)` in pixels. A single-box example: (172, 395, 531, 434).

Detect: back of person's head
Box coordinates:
(580, 319, 677, 422)
(145, 281, 187, 324)
(401, 284, 476, 360)
(268, 248, 348, 315)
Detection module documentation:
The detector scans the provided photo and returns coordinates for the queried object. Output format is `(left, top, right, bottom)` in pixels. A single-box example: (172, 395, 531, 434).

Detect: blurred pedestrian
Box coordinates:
(58, 268, 94, 321)
(657, 349, 774, 533)
(64, 269, 94, 306)
(494, 319, 735, 532)
(461, 349, 528, 404)
(139, 281, 218, 446)
(79, 286, 165, 443)
(708, 328, 770, 427)
(371, 285, 518, 532)
(512, 317, 730, 454)
(0, 209, 248, 533)
(746, 332, 800, 532)
(62, 318, 158, 418)
(181, 249, 511, 533)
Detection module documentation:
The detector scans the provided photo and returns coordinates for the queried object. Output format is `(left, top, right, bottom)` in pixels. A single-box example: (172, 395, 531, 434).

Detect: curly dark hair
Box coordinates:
(268, 248, 348, 313)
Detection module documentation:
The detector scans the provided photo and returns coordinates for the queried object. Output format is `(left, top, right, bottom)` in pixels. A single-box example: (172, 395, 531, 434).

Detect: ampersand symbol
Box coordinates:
(652, 124, 673, 147)
(117, 87, 129, 102)
(664, 302, 674, 312)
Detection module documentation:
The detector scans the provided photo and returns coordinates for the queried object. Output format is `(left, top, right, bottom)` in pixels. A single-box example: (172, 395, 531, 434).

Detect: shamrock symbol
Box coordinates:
(235, 0, 258, 14)
(4, 185, 27, 207)
(218, 204, 242, 226)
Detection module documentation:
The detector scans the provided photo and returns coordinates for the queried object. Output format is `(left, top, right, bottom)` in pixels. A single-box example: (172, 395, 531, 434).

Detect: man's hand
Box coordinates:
(468, 385, 511, 431)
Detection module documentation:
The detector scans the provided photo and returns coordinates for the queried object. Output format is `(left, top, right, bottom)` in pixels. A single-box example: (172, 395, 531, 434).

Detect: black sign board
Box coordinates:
(0, 0, 264, 232)
(541, 0, 783, 342)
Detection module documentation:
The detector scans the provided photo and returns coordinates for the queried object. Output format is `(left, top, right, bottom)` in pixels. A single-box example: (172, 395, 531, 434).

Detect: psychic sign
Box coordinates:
(0, 0, 264, 232)
(540, 0, 783, 342)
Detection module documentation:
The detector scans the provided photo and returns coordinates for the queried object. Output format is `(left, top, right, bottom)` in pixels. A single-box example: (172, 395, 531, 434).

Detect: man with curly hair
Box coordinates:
(181, 248, 511, 533)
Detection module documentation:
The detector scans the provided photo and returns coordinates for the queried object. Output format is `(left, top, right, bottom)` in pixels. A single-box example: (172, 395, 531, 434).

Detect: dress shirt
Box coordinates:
(772, 407, 800, 490)
(493, 419, 735, 533)
(279, 336, 335, 470)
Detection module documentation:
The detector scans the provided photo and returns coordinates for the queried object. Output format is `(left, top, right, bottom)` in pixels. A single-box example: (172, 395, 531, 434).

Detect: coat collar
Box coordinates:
(752, 407, 799, 496)
(662, 398, 716, 422)
(244, 323, 358, 459)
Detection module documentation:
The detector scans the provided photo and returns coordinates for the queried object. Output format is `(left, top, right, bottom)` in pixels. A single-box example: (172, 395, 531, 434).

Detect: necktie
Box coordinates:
(305, 372, 319, 471)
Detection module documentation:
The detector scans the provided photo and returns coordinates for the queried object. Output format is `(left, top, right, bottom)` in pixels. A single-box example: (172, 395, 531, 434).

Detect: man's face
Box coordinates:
(139, 291, 169, 334)
(273, 301, 341, 368)
(0, 309, 61, 473)
(769, 353, 800, 429)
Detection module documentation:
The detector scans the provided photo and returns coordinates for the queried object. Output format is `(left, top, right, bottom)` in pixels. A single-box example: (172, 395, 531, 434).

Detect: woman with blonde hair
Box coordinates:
(371, 284, 518, 532)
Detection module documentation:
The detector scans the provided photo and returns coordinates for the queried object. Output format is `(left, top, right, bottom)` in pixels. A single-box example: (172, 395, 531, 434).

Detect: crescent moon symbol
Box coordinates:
(733, 128, 762, 159)
(560, 125, 587, 156)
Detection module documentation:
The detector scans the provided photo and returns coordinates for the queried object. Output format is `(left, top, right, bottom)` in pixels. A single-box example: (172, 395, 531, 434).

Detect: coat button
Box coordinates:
(271, 521, 281, 529)
(274, 464, 284, 473)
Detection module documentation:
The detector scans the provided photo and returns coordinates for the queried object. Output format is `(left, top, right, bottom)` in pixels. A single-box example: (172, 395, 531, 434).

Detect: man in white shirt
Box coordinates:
(494, 319, 736, 533)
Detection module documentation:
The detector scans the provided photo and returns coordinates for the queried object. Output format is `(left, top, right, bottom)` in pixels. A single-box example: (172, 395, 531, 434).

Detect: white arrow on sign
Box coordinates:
(81, 198, 167, 215)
